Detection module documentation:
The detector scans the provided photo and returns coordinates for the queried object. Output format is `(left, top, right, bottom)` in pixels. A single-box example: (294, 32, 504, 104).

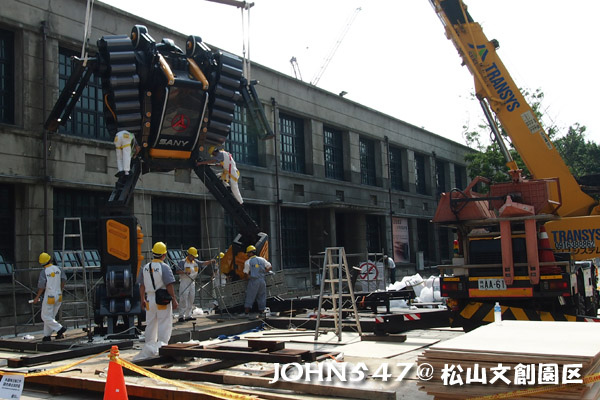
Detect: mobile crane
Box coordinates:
(44, 25, 272, 334)
(429, 0, 600, 329)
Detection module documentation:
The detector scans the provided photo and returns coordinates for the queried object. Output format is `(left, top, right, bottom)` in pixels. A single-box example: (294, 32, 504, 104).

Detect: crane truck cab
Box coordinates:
(429, 0, 600, 329)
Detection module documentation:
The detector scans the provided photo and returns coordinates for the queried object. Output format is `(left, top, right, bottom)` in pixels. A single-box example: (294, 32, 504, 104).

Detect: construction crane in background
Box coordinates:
(290, 56, 303, 81)
(310, 7, 361, 86)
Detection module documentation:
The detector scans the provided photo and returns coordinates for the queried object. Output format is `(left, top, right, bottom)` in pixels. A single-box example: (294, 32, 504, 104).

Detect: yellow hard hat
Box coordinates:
(208, 146, 217, 154)
(218, 252, 225, 259)
(246, 245, 256, 253)
(39, 252, 51, 265)
(187, 247, 198, 257)
(152, 241, 167, 255)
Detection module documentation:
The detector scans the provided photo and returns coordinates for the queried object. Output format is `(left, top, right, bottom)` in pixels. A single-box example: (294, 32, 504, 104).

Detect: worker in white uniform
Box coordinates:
(243, 245, 272, 318)
(198, 146, 243, 204)
(135, 242, 178, 360)
(33, 252, 67, 342)
(176, 247, 212, 322)
(383, 254, 396, 285)
(114, 129, 140, 178)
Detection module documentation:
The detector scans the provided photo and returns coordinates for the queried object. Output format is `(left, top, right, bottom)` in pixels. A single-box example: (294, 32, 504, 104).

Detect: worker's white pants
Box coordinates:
(114, 136, 132, 173)
(178, 277, 195, 319)
(139, 292, 172, 358)
(230, 179, 243, 204)
(41, 295, 63, 336)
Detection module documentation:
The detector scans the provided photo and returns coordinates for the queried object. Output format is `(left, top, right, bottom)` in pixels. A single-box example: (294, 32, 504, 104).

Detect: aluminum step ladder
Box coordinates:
(314, 247, 362, 341)
(58, 217, 91, 333)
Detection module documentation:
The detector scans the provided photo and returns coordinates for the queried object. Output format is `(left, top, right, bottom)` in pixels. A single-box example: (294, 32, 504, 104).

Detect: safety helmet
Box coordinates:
(152, 241, 167, 255)
(187, 247, 198, 257)
(218, 252, 225, 259)
(39, 252, 51, 265)
(246, 245, 257, 253)
(208, 145, 218, 155)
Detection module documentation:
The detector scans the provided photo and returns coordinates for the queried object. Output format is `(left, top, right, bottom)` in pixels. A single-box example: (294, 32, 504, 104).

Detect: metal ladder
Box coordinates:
(314, 247, 362, 341)
(59, 217, 91, 333)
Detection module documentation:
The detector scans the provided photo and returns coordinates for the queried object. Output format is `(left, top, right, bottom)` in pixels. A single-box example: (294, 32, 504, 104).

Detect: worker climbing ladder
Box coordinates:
(58, 217, 92, 333)
(314, 247, 362, 341)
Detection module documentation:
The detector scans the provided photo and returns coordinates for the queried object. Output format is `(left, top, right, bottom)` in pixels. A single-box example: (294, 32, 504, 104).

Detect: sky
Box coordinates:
(99, 0, 600, 147)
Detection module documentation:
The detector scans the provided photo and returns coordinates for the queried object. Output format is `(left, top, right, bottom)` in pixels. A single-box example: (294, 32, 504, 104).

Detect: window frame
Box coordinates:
(53, 188, 109, 251)
(0, 28, 15, 125)
(359, 137, 376, 186)
(389, 146, 405, 191)
(436, 160, 447, 197)
(281, 207, 308, 269)
(323, 126, 344, 180)
(0, 184, 14, 281)
(226, 104, 259, 166)
(365, 215, 382, 254)
(414, 153, 428, 195)
(58, 48, 108, 141)
(454, 164, 467, 190)
(151, 196, 202, 251)
(279, 113, 305, 173)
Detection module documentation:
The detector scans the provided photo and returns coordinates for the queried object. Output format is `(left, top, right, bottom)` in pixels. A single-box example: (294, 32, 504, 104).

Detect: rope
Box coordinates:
(0, 348, 109, 377)
(199, 167, 232, 318)
(137, 173, 152, 256)
(116, 357, 255, 400)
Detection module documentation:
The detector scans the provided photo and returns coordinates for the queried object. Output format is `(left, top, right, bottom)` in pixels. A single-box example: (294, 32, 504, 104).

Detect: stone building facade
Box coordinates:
(0, 0, 472, 327)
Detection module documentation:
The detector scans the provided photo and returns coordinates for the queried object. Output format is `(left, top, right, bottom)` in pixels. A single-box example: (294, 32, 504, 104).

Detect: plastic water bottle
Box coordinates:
(494, 302, 502, 324)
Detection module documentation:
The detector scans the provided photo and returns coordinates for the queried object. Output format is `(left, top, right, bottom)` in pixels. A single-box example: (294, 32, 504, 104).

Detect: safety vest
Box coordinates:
(181, 260, 199, 280)
(142, 261, 166, 292)
(220, 151, 239, 183)
(44, 264, 63, 296)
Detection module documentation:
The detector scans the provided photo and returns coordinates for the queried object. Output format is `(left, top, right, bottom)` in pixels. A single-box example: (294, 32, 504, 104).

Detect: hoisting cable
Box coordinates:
(80, 0, 95, 66)
(240, 2, 252, 81)
(200, 167, 232, 317)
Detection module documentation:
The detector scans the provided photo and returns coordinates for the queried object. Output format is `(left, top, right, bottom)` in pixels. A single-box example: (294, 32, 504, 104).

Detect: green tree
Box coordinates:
(554, 123, 600, 178)
(462, 89, 599, 184)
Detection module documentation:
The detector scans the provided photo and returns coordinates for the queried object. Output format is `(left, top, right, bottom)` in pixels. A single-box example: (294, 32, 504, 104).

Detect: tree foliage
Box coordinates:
(462, 89, 599, 184)
(554, 123, 600, 178)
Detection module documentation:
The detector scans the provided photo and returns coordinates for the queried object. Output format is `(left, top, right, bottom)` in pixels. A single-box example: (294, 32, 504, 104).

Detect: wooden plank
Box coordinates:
(25, 375, 230, 400)
(361, 334, 407, 342)
(418, 348, 595, 366)
(159, 347, 302, 364)
(190, 359, 242, 372)
(247, 339, 285, 352)
(187, 320, 263, 342)
(165, 342, 199, 349)
(0, 339, 38, 351)
(133, 355, 174, 367)
(270, 348, 315, 362)
(7, 340, 134, 368)
(430, 320, 600, 359)
(222, 374, 397, 400)
(204, 345, 257, 352)
(132, 367, 225, 384)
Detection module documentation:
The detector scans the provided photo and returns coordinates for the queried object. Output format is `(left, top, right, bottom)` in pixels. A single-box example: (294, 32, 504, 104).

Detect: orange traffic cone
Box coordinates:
(538, 225, 560, 274)
(104, 346, 128, 400)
